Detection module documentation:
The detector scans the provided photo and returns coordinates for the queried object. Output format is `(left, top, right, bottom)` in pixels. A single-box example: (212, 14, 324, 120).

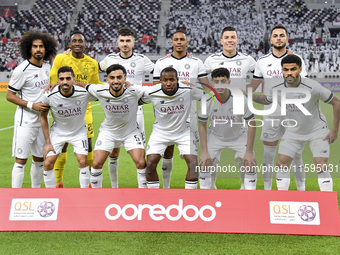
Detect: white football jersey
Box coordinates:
(198, 94, 254, 140)
(153, 55, 207, 83)
(266, 78, 333, 135)
(42, 86, 97, 136)
(204, 52, 256, 90)
(99, 53, 154, 86)
(141, 82, 203, 135)
(8, 60, 50, 127)
(253, 52, 308, 95)
(86, 84, 146, 138)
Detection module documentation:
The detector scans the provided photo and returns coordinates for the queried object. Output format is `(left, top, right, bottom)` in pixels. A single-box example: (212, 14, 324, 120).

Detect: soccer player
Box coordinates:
(152, 30, 210, 188)
(84, 64, 147, 188)
(198, 68, 257, 190)
(99, 27, 154, 188)
(6, 30, 57, 188)
(204, 26, 256, 189)
(49, 30, 102, 187)
(41, 66, 97, 188)
(252, 55, 340, 191)
(141, 67, 206, 189)
(247, 25, 308, 191)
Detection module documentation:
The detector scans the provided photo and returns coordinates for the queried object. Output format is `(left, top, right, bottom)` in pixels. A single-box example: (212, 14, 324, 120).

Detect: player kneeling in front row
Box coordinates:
(252, 55, 340, 191)
(84, 64, 147, 188)
(198, 68, 257, 190)
(141, 67, 210, 189)
(41, 66, 97, 188)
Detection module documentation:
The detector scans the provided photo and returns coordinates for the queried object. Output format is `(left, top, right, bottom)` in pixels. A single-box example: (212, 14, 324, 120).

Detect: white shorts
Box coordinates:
(46, 126, 89, 157)
(207, 133, 247, 165)
(136, 106, 145, 145)
(260, 115, 285, 142)
(279, 129, 330, 158)
(94, 128, 144, 152)
(12, 125, 45, 159)
(189, 116, 200, 146)
(147, 126, 197, 156)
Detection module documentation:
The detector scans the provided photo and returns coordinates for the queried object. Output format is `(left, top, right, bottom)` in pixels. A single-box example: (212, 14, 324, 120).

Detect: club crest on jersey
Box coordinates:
(184, 64, 190, 69)
(123, 98, 129, 103)
(76, 100, 81, 105)
(45, 71, 49, 76)
(130, 62, 136, 67)
(178, 97, 184, 103)
(236, 60, 242, 66)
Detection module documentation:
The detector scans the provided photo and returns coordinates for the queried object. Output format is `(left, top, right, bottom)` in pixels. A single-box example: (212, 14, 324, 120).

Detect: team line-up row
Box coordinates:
(6, 25, 340, 191)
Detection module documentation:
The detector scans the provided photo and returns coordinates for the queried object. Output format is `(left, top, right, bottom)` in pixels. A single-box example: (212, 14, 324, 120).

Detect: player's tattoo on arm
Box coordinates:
(252, 94, 270, 105)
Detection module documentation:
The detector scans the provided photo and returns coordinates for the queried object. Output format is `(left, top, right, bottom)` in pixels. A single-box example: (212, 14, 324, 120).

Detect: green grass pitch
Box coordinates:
(0, 92, 339, 254)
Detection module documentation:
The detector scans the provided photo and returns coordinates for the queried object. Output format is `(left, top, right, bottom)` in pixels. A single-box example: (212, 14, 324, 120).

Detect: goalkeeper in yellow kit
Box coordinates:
(49, 31, 103, 187)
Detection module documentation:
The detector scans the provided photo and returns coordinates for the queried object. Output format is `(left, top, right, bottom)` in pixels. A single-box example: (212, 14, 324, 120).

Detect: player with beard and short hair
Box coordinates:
(152, 30, 210, 189)
(6, 30, 57, 188)
(247, 24, 308, 191)
(204, 26, 256, 189)
(82, 64, 147, 188)
(41, 66, 97, 188)
(252, 54, 340, 191)
(98, 27, 154, 188)
(49, 30, 103, 188)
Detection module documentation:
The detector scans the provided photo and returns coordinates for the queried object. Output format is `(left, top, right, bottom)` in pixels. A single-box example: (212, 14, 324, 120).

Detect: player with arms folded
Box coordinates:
(198, 68, 257, 190)
(252, 55, 340, 191)
(6, 30, 57, 188)
(41, 66, 97, 188)
(141, 67, 208, 189)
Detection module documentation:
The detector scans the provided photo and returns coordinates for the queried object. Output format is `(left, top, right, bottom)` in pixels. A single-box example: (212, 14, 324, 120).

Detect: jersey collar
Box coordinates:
(28, 60, 43, 68)
(119, 53, 134, 60)
(222, 52, 238, 59)
(161, 83, 179, 95)
(283, 77, 301, 88)
(272, 51, 287, 59)
(58, 85, 75, 97)
(109, 87, 126, 98)
(171, 54, 187, 60)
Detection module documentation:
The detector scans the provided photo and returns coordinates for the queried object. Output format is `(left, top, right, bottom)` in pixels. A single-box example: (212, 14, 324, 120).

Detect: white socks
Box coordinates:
(108, 156, 119, 188)
(318, 170, 333, 191)
(162, 157, 173, 188)
(90, 168, 103, 188)
(263, 145, 276, 190)
(276, 167, 290, 190)
(239, 161, 245, 189)
(12, 162, 25, 188)
(79, 166, 90, 188)
(199, 171, 211, 189)
(44, 170, 56, 188)
(31, 160, 44, 188)
(147, 181, 160, 188)
(185, 180, 198, 189)
(244, 171, 257, 190)
(292, 154, 305, 191)
(137, 168, 147, 188)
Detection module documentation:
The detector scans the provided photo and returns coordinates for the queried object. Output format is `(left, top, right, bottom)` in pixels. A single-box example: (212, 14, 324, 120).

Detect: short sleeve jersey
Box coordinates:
(8, 60, 50, 127)
(265, 78, 333, 134)
(141, 83, 203, 135)
(99, 53, 154, 86)
(204, 52, 256, 91)
(86, 84, 146, 138)
(50, 52, 102, 85)
(42, 86, 97, 136)
(198, 93, 254, 140)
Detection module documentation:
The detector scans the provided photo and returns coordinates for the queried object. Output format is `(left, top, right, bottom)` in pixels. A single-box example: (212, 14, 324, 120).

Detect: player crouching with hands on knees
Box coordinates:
(41, 66, 97, 188)
(198, 67, 257, 190)
(252, 55, 340, 191)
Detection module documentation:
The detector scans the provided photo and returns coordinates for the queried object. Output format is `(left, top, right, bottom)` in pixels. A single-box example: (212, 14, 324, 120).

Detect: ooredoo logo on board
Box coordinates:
(105, 199, 222, 222)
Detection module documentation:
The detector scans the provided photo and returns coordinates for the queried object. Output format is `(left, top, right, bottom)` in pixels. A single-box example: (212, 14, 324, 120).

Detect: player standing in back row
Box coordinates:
(247, 25, 308, 191)
(204, 26, 256, 189)
(99, 27, 154, 188)
(6, 30, 57, 188)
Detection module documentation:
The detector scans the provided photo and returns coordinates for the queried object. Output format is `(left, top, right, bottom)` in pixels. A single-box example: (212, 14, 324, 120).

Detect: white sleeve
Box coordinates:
(314, 82, 334, 103)
(143, 56, 154, 74)
(42, 92, 49, 105)
(140, 86, 152, 104)
(191, 87, 203, 101)
(249, 56, 256, 73)
(153, 60, 162, 81)
(197, 59, 208, 78)
(300, 58, 308, 77)
(8, 68, 25, 92)
(253, 61, 263, 80)
(204, 56, 212, 74)
(85, 84, 98, 97)
(98, 56, 111, 72)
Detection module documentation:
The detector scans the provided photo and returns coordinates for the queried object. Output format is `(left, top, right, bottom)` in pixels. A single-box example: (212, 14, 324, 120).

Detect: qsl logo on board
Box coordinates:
(9, 199, 59, 221)
(269, 201, 320, 225)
